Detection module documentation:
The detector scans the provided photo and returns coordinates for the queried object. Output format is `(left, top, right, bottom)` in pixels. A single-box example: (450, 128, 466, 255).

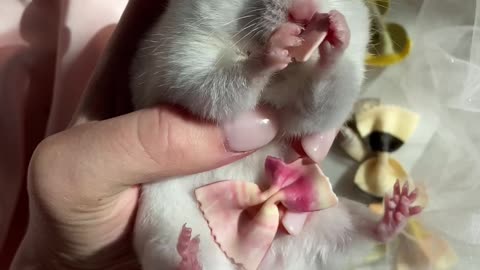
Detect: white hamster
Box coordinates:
(129, 0, 418, 269)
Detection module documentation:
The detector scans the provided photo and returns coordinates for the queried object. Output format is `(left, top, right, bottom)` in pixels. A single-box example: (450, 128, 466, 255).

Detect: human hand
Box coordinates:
(10, 1, 279, 269)
(9, 0, 336, 269)
(11, 104, 278, 270)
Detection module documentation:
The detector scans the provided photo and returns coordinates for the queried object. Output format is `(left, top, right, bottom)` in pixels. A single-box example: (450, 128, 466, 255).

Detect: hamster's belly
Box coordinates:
(134, 143, 288, 270)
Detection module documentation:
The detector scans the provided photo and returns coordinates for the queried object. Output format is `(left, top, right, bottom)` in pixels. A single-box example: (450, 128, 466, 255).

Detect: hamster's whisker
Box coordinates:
(231, 17, 262, 41)
(240, 26, 262, 52)
(204, 18, 261, 88)
(230, 22, 261, 51)
(220, 14, 257, 27)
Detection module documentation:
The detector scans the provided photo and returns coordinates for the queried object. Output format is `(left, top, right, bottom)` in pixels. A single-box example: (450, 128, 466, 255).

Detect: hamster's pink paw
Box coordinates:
(374, 180, 423, 242)
(318, 10, 350, 65)
(177, 224, 202, 270)
(325, 10, 350, 50)
(263, 23, 304, 72)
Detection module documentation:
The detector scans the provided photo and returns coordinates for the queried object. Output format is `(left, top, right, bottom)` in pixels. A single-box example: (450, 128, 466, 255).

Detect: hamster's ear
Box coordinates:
(73, 0, 170, 124)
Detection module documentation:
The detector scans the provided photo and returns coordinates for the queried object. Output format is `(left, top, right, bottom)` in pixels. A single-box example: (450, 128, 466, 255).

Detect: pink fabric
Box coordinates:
(195, 156, 338, 270)
(0, 0, 128, 267)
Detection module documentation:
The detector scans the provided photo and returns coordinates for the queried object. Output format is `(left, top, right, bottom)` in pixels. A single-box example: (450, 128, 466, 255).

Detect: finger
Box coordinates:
(32, 106, 278, 197)
(399, 197, 410, 216)
(394, 180, 401, 196)
(408, 188, 418, 201)
(409, 206, 423, 216)
(301, 129, 338, 162)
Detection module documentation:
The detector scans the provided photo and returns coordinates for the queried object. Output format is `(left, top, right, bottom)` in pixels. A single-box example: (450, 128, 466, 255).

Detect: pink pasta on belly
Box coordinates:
(194, 156, 338, 270)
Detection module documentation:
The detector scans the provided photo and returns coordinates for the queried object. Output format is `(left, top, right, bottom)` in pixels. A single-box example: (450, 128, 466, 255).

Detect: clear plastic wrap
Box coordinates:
(358, 0, 480, 268)
(404, 0, 480, 267)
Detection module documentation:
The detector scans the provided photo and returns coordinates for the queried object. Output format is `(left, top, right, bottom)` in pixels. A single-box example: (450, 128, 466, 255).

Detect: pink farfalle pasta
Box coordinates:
(195, 156, 338, 270)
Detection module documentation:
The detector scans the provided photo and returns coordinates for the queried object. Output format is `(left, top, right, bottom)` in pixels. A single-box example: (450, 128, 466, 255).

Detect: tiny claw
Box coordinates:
(192, 235, 200, 243)
(408, 188, 418, 201)
(183, 224, 192, 234)
(402, 181, 409, 196)
(188, 235, 201, 253)
(177, 224, 193, 253)
(394, 180, 401, 195)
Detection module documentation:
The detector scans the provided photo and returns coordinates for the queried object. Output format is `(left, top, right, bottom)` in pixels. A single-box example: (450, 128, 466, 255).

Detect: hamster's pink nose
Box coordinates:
(288, 0, 317, 24)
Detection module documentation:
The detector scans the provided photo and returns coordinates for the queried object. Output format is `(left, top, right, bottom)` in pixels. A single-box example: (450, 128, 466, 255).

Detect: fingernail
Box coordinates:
(223, 109, 278, 152)
(281, 212, 309, 235)
(301, 129, 338, 162)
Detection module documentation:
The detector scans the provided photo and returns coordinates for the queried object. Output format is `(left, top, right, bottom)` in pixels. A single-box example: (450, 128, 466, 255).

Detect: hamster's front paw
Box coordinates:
(263, 23, 304, 72)
(318, 10, 351, 65)
(325, 10, 350, 50)
(374, 180, 423, 242)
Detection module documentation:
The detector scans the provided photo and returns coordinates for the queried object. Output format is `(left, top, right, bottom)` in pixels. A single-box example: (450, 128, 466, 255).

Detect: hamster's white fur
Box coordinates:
(130, 0, 375, 269)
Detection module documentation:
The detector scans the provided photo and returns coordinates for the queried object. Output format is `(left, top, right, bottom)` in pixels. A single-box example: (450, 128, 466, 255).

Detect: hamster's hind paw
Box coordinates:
(374, 180, 423, 242)
(177, 224, 202, 270)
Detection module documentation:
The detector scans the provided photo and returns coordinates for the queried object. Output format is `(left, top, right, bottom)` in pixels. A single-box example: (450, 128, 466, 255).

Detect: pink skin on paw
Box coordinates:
(318, 10, 351, 66)
(177, 224, 202, 270)
(325, 10, 350, 50)
(289, 12, 329, 62)
(374, 180, 423, 243)
(263, 23, 304, 72)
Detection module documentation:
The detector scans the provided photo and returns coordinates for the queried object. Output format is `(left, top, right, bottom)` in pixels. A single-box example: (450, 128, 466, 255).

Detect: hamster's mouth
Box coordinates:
(234, 0, 318, 50)
(288, 0, 318, 26)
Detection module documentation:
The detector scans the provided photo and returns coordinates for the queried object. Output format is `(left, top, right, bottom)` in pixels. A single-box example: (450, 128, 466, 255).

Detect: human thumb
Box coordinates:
(31, 105, 278, 199)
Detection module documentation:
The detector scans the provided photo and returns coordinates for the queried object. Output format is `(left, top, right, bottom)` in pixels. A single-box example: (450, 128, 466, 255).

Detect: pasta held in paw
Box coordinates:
(129, 0, 422, 269)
